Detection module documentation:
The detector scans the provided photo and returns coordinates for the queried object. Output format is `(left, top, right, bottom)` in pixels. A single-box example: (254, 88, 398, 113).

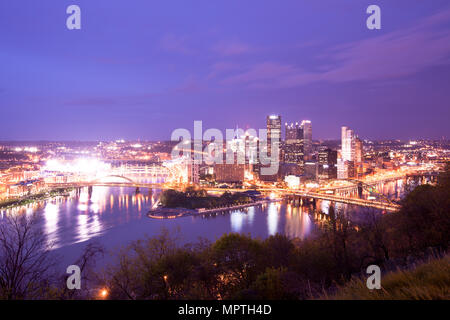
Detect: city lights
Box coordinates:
(0, 0, 448, 305)
(43, 158, 111, 174)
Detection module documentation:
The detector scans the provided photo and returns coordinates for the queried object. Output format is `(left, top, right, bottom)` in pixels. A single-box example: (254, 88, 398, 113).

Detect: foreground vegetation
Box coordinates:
(329, 254, 450, 300)
(0, 164, 448, 299)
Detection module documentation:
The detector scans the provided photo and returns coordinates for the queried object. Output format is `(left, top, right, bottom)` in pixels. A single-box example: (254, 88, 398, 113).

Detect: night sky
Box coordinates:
(1, 1, 450, 141)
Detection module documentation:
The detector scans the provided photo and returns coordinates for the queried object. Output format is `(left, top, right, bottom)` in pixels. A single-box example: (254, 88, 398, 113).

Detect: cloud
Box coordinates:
(218, 8, 450, 88)
(317, 14, 450, 83)
(207, 61, 241, 79)
(172, 76, 205, 94)
(220, 62, 298, 85)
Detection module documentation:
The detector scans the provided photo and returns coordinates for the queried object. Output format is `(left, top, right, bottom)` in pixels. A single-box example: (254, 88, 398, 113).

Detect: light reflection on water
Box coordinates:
(44, 202, 59, 246)
(0, 181, 408, 254)
(267, 203, 279, 236)
(0, 186, 154, 250)
(285, 205, 313, 240)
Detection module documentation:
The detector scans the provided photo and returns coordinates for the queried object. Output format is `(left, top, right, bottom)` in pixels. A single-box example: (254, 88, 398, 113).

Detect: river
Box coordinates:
(0, 179, 410, 267)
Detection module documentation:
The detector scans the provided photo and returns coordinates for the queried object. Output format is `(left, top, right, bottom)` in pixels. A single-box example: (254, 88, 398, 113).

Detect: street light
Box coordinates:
(99, 288, 109, 299)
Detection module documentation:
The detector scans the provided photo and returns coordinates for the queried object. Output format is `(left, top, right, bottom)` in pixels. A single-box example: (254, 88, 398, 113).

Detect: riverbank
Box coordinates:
(0, 187, 74, 210)
(147, 198, 282, 219)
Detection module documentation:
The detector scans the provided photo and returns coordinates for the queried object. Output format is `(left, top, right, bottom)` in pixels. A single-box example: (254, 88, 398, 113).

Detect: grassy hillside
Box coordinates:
(329, 255, 450, 300)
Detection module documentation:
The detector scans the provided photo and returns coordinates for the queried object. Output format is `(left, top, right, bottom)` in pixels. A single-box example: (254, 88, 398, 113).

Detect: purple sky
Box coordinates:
(1, 0, 450, 141)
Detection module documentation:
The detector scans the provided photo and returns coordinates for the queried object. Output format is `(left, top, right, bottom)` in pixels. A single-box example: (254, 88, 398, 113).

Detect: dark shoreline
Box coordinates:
(0, 187, 74, 210)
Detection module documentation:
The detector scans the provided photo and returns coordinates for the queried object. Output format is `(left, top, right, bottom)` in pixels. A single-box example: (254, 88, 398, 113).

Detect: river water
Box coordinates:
(0, 179, 408, 267)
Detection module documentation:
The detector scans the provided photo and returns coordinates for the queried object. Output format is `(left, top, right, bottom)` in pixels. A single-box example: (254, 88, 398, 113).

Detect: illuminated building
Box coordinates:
(284, 175, 300, 189)
(354, 137, 364, 178)
(228, 130, 259, 180)
(318, 147, 337, 179)
(284, 122, 304, 166)
(266, 115, 281, 160)
(6, 179, 45, 198)
(341, 126, 355, 162)
(355, 137, 363, 163)
(337, 158, 347, 179)
(338, 126, 358, 179)
(163, 156, 195, 184)
(285, 122, 302, 144)
(301, 120, 312, 159)
(214, 163, 245, 183)
(187, 160, 199, 184)
(304, 161, 318, 180)
(260, 115, 281, 182)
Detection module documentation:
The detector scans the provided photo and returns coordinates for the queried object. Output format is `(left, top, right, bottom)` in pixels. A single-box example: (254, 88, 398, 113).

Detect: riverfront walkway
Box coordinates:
(147, 199, 281, 219)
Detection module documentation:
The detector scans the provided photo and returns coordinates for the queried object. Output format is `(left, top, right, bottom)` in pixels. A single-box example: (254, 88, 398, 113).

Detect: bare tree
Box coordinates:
(48, 241, 104, 300)
(0, 213, 57, 299)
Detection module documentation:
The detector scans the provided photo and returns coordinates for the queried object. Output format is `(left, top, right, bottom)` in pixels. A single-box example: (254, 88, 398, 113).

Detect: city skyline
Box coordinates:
(1, 1, 450, 141)
(1, 1, 449, 305)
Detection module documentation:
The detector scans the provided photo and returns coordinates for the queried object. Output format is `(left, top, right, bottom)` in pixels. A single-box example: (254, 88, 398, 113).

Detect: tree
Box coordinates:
(0, 213, 57, 299)
(210, 233, 265, 298)
(357, 210, 390, 266)
(56, 242, 105, 300)
(101, 228, 181, 300)
(262, 234, 296, 269)
(247, 267, 314, 300)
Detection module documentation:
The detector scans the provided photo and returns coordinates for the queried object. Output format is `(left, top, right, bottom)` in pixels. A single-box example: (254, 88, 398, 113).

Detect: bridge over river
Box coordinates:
(45, 168, 442, 213)
(48, 181, 401, 212)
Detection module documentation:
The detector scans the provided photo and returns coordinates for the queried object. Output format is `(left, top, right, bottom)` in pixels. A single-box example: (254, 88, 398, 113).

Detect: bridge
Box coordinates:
(46, 167, 442, 212)
(47, 181, 401, 211)
(190, 187, 402, 212)
(286, 191, 401, 212)
(47, 181, 167, 189)
(43, 163, 175, 186)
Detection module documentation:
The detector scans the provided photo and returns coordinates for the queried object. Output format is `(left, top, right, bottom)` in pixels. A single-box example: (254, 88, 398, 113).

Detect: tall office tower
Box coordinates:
(318, 146, 337, 179)
(266, 115, 281, 159)
(243, 133, 259, 164)
(214, 163, 245, 183)
(341, 126, 355, 162)
(337, 158, 347, 180)
(301, 120, 312, 158)
(259, 115, 281, 182)
(354, 137, 363, 163)
(285, 122, 302, 143)
(284, 122, 304, 164)
(188, 160, 199, 184)
(339, 126, 357, 179)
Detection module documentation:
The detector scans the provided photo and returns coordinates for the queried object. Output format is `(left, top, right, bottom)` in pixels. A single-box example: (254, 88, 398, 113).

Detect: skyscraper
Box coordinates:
(338, 126, 359, 179)
(318, 146, 337, 179)
(341, 126, 355, 162)
(301, 120, 312, 158)
(259, 115, 282, 182)
(285, 122, 302, 144)
(284, 122, 304, 165)
(354, 137, 363, 163)
(266, 115, 281, 159)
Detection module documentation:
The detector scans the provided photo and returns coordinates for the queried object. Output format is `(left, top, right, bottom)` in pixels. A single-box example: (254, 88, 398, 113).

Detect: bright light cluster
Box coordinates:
(43, 158, 111, 174)
(15, 146, 39, 153)
(163, 157, 190, 184)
